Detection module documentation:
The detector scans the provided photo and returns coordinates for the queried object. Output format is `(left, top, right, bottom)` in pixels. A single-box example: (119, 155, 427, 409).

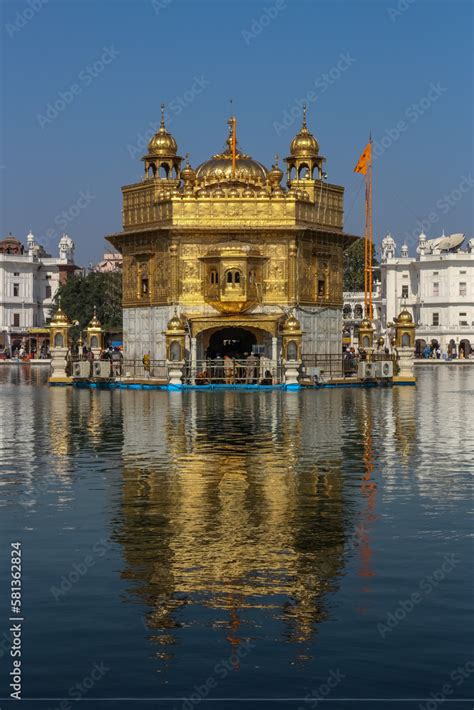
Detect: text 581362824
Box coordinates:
(9, 542, 23, 700)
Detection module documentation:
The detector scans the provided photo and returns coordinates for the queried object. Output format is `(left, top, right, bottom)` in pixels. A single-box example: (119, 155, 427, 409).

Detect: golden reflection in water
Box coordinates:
(48, 387, 75, 471)
(358, 391, 377, 600)
(392, 385, 417, 465)
(115, 390, 349, 657)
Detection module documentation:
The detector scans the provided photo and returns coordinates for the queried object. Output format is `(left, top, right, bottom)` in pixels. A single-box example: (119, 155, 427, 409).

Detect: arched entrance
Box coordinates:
(459, 338, 471, 358)
(207, 327, 257, 357)
(415, 338, 426, 357)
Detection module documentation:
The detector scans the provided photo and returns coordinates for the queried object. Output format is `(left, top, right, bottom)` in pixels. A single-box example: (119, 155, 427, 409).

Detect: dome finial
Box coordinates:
(302, 103, 307, 128)
(160, 103, 165, 127)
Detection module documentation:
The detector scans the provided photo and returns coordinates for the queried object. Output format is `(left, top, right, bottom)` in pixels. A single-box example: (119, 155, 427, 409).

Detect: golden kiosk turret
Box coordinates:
(285, 105, 326, 202)
(281, 314, 303, 361)
(49, 301, 72, 384)
(281, 314, 303, 386)
(358, 317, 374, 352)
(86, 306, 104, 358)
(165, 312, 186, 386)
(165, 312, 186, 361)
(393, 308, 416, 383)
(394, 308, 415, 348)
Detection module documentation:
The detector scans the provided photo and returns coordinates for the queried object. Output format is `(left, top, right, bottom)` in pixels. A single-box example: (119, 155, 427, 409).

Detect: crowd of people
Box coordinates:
(419, 342, 472, 360)
(0, 344, 50, 360)
(195, 352, 273, 385)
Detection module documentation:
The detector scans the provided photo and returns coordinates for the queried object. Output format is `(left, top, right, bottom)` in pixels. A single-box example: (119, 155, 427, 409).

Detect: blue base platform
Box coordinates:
(69, 379, 415, 391)
(73, 381, 301, 391)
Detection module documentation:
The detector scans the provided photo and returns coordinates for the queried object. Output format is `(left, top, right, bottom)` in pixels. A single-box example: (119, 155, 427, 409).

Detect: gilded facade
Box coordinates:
(107, 105, 358, 360)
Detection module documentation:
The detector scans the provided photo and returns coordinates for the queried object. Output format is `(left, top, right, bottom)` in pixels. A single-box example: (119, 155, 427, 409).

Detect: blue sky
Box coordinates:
(1, 0, 472, 265)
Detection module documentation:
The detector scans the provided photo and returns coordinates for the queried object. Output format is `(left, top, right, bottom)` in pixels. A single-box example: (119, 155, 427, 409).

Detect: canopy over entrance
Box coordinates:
(207, 327, 257, 357)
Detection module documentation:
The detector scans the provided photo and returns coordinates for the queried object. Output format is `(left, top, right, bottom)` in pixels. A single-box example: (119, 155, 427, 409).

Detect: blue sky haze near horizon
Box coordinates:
(1, 0, 473, 266)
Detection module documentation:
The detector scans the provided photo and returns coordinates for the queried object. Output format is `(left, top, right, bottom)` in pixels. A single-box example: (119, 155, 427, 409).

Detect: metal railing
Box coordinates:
(301, 352, 396, 381)
(184, 358, 283, 385)
(301, 354, 348, 379)
(121, 359, 168, 380)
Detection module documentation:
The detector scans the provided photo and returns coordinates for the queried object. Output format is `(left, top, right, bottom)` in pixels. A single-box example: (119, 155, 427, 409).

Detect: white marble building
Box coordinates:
(0, 232, 78, 354)
(342, 281, 382, 345)
(379, 231, 474, 355)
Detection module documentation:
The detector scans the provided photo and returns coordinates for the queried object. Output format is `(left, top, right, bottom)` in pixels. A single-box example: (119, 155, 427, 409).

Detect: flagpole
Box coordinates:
(354, 138, 373, 320)
(364, 137, 373, 320)
(368, 138, 373, 320)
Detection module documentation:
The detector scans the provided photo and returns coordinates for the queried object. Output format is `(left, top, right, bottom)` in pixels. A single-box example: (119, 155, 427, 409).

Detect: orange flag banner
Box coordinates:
(354, 140, 372, 175)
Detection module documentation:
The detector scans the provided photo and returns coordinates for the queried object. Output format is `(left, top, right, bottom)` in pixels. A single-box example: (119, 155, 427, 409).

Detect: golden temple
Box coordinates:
(107, 104, 358, 362)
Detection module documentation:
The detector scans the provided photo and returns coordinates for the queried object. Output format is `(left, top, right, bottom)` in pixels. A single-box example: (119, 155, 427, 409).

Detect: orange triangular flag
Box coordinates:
(354, 140, 372, 175)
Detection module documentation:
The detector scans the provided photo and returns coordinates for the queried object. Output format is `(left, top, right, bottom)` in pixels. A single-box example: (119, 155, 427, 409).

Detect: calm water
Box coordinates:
(0, 366, 472, 710)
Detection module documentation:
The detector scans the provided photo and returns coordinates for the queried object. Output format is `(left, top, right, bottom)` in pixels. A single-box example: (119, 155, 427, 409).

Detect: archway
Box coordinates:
(298, 164, 310, 179)
(459, 338, 471, 357)
(415, 338, 426, 357)
(207, 327, 257, 358)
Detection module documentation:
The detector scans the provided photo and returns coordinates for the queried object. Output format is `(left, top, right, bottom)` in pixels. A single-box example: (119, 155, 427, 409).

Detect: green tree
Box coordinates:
(343, 239, 378, 292)
(50, 271, 122, 339)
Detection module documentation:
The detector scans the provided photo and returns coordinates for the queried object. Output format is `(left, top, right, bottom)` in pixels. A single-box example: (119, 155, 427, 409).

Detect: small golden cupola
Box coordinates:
(267, 156, 284, 193)
(142, 104, 182, 183)
(181, 155, 196, 192)
(285, 105, 326, 201)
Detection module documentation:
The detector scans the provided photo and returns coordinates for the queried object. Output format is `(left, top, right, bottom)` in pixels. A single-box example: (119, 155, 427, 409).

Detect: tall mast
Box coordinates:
(364, 137, 373, 320)
(354, 136, 374, 320)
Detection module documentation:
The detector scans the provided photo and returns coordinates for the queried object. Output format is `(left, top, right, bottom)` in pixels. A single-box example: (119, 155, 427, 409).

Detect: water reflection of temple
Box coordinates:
(115, 390, 352, 657)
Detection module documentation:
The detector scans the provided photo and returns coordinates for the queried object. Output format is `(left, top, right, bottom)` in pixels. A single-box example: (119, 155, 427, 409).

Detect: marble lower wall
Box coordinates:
(123, 305, 343, 361)
(297, 307, 342, 356)
(123, 306, 172, 360)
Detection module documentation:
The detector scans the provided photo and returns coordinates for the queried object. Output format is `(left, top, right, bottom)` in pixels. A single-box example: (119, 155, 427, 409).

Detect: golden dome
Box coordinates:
(51, 301, 70, 326)
(196, 154, 268, 185)
(282, 314, 301, 332)
(147, 105, 178, 157)
(359, 317, 372, 329)
(167, 312, 185, 331)
(196, 129, 267, 186)
(87, 306, 101, 330)
(290, 107, 319, 157)
(397, 308, 413, 324)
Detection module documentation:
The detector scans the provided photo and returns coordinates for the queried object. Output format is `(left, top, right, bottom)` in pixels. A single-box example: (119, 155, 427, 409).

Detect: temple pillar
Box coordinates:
(288, 243, 297, 304)
(191, 336, 197, 384)
(272, 336, 278, 364)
